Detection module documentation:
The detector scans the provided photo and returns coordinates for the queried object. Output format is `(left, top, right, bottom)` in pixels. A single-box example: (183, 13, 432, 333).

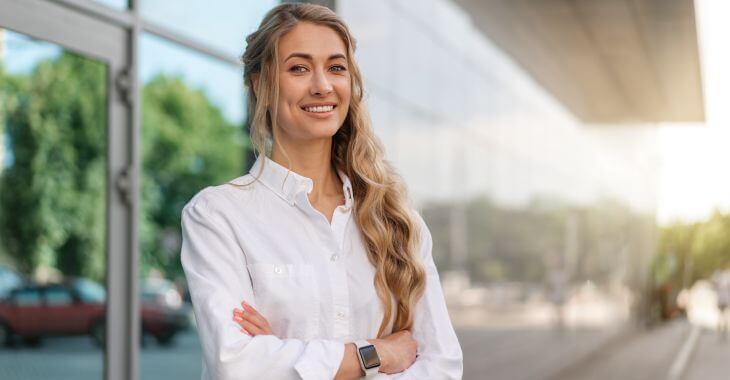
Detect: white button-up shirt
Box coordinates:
(181, 156, 463, 380)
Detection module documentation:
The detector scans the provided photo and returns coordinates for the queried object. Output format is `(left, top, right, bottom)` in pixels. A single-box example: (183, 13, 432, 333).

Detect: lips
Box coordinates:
(300, 102, 337, 113)
(299, 104, 337, 119)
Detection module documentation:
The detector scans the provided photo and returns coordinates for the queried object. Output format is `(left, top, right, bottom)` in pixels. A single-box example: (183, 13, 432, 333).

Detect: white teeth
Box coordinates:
(304, 105, 334, 113)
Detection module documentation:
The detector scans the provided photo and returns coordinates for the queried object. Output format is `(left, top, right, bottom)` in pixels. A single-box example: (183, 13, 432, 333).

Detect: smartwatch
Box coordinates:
(354, 340, 381, 377)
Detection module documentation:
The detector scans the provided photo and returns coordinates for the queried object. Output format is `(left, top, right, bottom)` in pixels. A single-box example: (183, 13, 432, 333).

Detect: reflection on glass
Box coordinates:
(339, 1, 659, 378)
(92, 0, 127, 10)
(140, 33, 246, 124)
(141, 0, 280, 58)
(0, 29, 107, 378)
(139, 31, 249, 379)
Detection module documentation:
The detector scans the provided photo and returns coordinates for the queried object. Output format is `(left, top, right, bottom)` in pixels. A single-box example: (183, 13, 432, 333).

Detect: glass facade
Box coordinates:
(138, 30, 251, 379)
(140, 0, 279, 58)
(92, 0, 127, 10)
(339, 1, 659, 378)
(0, 1, 273, 379)
(0, 29, 107, 379)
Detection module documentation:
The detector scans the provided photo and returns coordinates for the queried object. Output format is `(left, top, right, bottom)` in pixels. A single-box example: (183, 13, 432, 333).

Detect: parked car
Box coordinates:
(0, 265, 24, 300)
(0, 278, 189, 348)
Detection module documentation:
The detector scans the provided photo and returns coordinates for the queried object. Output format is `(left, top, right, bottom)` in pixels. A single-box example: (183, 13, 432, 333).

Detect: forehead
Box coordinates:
(278, 22, 347, 60)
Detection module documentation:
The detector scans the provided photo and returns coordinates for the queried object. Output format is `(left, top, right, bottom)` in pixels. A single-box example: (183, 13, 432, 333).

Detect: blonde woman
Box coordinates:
(181, 4, 462, 379)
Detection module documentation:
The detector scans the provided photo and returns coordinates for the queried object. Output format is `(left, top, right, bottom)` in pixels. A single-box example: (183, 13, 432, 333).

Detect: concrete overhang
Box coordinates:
(454, 0, 705, 124)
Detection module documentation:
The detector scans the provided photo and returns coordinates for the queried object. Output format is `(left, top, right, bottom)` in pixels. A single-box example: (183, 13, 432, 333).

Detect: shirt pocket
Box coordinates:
(246, 263, 320, 340)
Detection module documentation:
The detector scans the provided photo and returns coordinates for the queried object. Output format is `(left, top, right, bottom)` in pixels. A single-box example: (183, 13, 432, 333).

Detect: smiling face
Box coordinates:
(274, 21, 351, 144)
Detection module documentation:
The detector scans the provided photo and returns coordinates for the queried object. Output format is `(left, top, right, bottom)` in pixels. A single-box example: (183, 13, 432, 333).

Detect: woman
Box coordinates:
(181, 4, 463, 379)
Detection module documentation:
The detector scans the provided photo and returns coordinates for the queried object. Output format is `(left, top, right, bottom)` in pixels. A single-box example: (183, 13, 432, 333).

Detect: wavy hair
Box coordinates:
(240, 3, 426, 337)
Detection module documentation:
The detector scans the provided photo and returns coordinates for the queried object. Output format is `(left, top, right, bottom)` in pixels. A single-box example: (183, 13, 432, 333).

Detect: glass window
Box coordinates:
(140, 0, 280, 58)
(74, 278, 106, 303)
(139, 10, 266, 373)
(92, 0, 128, 10)
(0, 265, 23, 299)
(13, 288, 42, 306)
(0, 28, 107, 378)
(45, 287, 73, 306)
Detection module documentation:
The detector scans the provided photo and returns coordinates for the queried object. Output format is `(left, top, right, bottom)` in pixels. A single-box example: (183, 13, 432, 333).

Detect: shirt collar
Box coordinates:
(249, 155, 353, 209)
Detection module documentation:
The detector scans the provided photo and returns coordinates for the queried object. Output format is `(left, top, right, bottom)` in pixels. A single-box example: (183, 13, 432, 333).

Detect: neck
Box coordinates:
(270, 137, 342, 199)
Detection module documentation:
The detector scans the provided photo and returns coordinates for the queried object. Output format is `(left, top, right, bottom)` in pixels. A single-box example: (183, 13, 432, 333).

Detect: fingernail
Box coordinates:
(240, 328, 250, 335)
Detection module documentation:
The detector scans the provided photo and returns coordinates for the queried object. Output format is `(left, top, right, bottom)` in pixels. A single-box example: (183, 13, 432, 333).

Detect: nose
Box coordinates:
(310, 69, 333, 96)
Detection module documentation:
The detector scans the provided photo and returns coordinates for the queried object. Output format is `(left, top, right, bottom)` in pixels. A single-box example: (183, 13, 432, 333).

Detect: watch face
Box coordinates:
(359, 345, 381, 369)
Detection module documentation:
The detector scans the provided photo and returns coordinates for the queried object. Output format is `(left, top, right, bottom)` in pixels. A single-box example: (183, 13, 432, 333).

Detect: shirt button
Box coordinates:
(274, 266, 283, 274)
(330, 253, 339, 261)
(336, 312, 346, 319)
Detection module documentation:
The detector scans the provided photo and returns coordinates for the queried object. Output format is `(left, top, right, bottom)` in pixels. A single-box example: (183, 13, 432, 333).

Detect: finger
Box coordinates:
(231, 313, 251, 335)
(235, 315, 264, 336)
(236, 307, 273, 335)
(241, 301, 262, 317)
(238, 310, 273, 334)
(241, 302, 270, 329)
(233, 308, 253, 327)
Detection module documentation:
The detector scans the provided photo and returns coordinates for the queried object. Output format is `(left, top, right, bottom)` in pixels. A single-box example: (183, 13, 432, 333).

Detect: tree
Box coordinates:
(0, 53, 246, 282)
(0, 52, 106, 279)
(141, 75, 245, 279)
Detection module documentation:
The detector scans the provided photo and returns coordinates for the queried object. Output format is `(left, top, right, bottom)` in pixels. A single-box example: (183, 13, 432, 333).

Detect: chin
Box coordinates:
(294, 117, 346, 139)
(306, 122, 343, 139)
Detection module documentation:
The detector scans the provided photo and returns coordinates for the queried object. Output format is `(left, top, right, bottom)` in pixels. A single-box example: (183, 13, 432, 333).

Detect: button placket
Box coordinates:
(322, 196, 352, 339)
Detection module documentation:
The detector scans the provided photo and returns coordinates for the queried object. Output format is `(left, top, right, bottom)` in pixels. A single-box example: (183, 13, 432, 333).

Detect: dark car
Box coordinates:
(0, 278, 189, 347)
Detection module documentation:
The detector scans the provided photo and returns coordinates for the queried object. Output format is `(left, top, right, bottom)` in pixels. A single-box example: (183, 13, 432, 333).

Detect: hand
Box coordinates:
(370, 330, 418, 374)
(232, 300, 273, 336)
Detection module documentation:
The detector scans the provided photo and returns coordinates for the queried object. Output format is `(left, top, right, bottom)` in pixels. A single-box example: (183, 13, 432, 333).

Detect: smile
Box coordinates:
(302, 105, 336, 113)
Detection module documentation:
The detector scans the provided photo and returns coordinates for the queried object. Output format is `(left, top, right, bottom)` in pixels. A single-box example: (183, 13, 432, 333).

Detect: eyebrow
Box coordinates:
(284, 52, 347, 62)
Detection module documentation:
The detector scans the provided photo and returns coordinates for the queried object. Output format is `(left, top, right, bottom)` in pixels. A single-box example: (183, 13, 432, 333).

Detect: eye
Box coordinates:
(329, 65, 347, 73)
(289, 65, 308, 73)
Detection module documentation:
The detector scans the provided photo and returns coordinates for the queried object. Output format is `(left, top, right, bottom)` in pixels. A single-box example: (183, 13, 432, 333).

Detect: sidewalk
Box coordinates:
(456, 325, 626, 380)
(683, 328, 730, 380)
(549, 319, 690, 380)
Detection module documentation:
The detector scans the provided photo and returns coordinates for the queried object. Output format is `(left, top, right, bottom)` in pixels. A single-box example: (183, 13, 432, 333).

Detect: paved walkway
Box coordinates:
(458, 325, 624, 380)
(549, 319, 689, 380)
(683, 327, 730, 380)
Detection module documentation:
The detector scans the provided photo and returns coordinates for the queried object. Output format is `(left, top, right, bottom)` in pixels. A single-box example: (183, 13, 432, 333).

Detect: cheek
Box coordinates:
(337, 81, 352, 108)
(278, 78, 305, 108)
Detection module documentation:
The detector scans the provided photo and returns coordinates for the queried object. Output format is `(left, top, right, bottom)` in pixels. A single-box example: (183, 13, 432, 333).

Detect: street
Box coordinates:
(1, 296, 727, 380)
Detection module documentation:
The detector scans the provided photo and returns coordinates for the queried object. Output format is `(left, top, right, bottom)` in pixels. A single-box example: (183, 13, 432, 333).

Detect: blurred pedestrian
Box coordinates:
(712, 266, 730, 339)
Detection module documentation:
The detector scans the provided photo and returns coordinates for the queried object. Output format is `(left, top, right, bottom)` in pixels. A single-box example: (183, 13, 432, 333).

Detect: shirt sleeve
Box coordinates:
(387, 213, 464, 379)
(180, 191, 345, 380)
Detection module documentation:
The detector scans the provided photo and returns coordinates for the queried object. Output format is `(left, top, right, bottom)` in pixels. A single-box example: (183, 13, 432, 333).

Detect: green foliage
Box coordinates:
(141, 75, 245, 279)
(690, 212, 730, 278)
(0, 53, 106, 278)
(422, 196, 650, 285)
(0, 53, 245, 281)
(655, 211, 730, 286)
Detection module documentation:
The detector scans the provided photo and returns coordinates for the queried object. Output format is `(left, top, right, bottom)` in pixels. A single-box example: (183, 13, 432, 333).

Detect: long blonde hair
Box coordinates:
(241, 3, 426, 337)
